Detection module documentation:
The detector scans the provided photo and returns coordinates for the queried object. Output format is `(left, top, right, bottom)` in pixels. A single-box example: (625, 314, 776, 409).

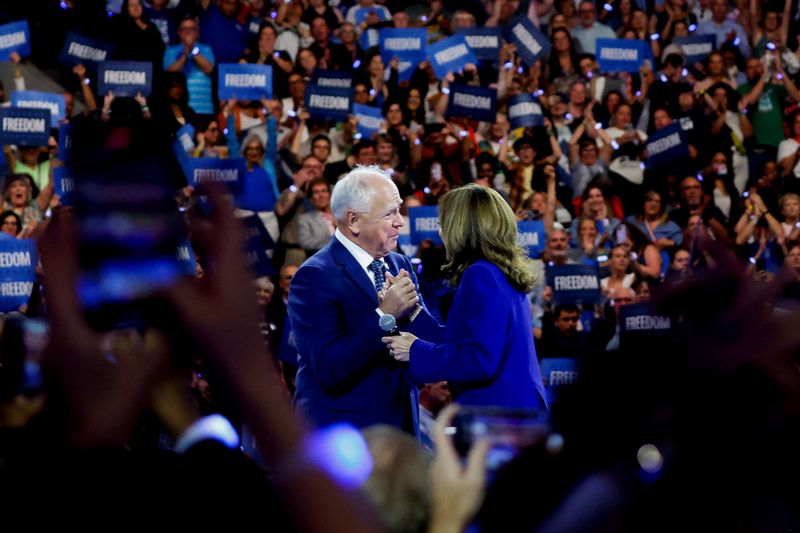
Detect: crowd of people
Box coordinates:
(3, 0, 800, 530)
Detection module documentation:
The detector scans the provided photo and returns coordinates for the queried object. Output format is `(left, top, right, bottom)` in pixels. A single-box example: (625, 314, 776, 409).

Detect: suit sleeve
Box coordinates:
(288, 263, 388, 390)
(409, 264, 508, 384)
(397, 255, 446, 344)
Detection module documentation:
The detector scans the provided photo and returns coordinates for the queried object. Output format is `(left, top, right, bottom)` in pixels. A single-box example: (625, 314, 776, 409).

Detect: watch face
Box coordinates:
(379, 313, 396, 332)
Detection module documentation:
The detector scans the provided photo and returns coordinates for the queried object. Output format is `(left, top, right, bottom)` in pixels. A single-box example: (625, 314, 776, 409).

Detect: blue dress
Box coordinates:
(409, 260, 548, 410)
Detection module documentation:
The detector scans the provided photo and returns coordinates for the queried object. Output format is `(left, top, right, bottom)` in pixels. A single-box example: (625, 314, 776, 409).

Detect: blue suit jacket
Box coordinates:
(288, 237, 443, 433)
(410, 260, 549, 410)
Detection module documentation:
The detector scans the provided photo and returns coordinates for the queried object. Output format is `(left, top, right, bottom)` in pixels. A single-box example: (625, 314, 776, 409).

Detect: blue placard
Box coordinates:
(59, 32, 115, 67)
(596, 38, 647, 73)
(175, 123, 196, 154)
(645, 122, 689, 168)
(619, 303, 672, 337)
(0, 108, 50, 147)
(172, 127, 194, 182)
(58, 122, 73, 163)
(446, 84, 497, 123)
(97, 61, 153, 97)
(673, 34, 716, 65)
(427, 34, 478, 79)
(507, 93, 544, 129)
(379, 28, 427, 82)
(506, 17, 550, 66)
(353, 103, 383, 140)
(0, 21, 31, 58)
(11, 91, 66, 128)
(517, 220, 546, 259)
(545, 263, 602, 305)
(409, 206, 442, 245)
(311, 68, 353, 89)
(246, 16, 264, 39)
(541, 358, 579, 387)
(457, 28, 502, 61)
(187, 157, 246, 194)
(175, 237, 196, 276)
(218, 63, 273, 100)
(0, 239, 37, 313)
(304, 85, 353, 122)
(52, 167, 76, 206)
(241, 213, 275, 277)
(361, 28, 380, 51)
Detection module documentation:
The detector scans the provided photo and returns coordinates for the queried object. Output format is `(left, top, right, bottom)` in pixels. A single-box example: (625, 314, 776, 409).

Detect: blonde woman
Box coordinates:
(383, 185, 548, 410)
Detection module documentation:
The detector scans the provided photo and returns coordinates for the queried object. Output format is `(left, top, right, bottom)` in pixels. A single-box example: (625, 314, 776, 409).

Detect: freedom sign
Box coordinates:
(506, 17, 550, 66)
(457, 27, 502, 61)
(0, 108, 50, 147)
(446, 84, 497, 123)
(0, 21, 31, 58)
(241, 213, 275, 277)
(218, 63, 272, 100)
(645, 123, 689, 168)
(408, 206, 442, 245)
(427, 34, 478, 79)
(596, 38, 648, 73)
(58, 123, 73, 163)
(540, 357, 579, 404)
(545, 263, 602, 305)
(304, 85, 353, 122)
(53, 167, 76, 206)
(97, 61, 153, 97)
(673, 34, 715, 64)
(0, 239, 37, 313)
(11, 91, 65, 128)
(175, 236, 197, 276)
(59, 32, 115, 67)
(187, 157, 246, 194)
(507, 93, 544, 129)
(311, 68, 353, 89)
(517, 220, 546, 259)
(353, 103, 383, 140)
(379, 28, 426, 81)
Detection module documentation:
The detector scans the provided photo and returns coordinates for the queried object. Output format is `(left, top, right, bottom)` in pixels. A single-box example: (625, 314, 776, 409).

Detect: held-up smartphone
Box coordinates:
(450, 406, 550, 471)
(71, 125, 185, 330)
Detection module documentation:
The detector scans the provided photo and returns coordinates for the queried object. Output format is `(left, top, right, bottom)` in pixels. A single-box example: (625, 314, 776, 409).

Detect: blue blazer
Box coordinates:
(288, 237, 443, 433)
(410, 260, 548, 410)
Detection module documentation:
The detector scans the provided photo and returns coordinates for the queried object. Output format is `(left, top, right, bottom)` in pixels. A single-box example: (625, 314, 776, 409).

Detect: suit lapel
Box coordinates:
(329, 238, 379, 305)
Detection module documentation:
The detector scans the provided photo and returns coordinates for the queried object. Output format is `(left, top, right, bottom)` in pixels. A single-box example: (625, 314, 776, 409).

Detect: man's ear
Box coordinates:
(346, 209, 360, 235)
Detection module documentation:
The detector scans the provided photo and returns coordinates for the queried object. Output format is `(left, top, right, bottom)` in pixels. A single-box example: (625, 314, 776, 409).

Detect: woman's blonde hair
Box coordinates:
(439, 184, 535, 292)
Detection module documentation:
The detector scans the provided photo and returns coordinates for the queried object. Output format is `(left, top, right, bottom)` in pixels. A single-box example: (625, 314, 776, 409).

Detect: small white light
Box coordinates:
(635, 90, 641, 96)
(681, 68, 688, 77)
(766, 42, 776, 50)
(270, 10, 278, 18)
(603, 3, 613, 11)
(273, 52, 280, 58)
(83, 78, 91, 85)
(749, 256, 757, 265)
(107, 10, 113, 17)
(353, 59, 362, 68)
(423, 187, 431, 194)
(594, 122, 603, 130)
(777, 73, 784, 80)
(696, 173, 704, 182)
(650, 33, 660, 41)
(637, 444, 663, 474)
(610, 140, 620, 150)
(660, 74, 668, 83)
(534, 89, 544, 96)
(733, 37, 741, 46)
(743, 191, 750, 198)
(639, 162, 645, 170)
(587, 71, 594, 78)
(369, 88, 376, 96)
(60, 0, 69, 8)
(458, 130, 467, 137)
(441, 87, 450, 95)
(503, 61, 513, 70)
(414, 138, 421, 145)
(546, 433, 565, 454)
(353, 133, 362, 140)
(421, 15, 428, 22)
(287, 109, 297, 118)
(223, 128, 229, 134)
(191, 46, 200, 56)
(688, 24, 697, 32)
(565, 113, 573, 120)
(517, 66, 524, 74)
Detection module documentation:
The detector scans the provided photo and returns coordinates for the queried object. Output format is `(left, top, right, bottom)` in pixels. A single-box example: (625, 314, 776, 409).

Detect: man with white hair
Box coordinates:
(288, 166, 443, 434)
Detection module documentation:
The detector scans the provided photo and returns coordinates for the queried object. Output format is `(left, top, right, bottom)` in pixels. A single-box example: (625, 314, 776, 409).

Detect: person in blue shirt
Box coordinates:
(163, 17, 215, 115)
(383, 184, 548, 410)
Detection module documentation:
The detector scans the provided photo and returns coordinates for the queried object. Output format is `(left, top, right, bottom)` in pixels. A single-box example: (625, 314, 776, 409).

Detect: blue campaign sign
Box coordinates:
(361, 28, 380, 51)
(673, 34, 715, 64)
(58, 122, 73, 163)
(218, 63, 273, 100)
(457, 28, 502, 61)
(427, 34, 478, 79)
(97, 61, 153, 97)
(187, 157, 246, 194)
(517, 220, 546, 259)
(0, 21, 31, 58)
(311, 68, 353, 89)
(506, 17, 550, 66)
(379, 28, 426, 81)
(11, 91, 66, 128)
(540, 357, 578, 404)
(53, 167, 76, 206)
(545, 263, 602, 305)
(0, 108, 50, 147)
(446, 84, 497, 123)
(246, 16, 264, 39)
(59, 32, 115, 67)
(175, 236, 196, 276)
(304, 85, 353, 122)
(241, 213, 275, 277)
(409, 206, 442, 245)
(619, 303, 672, 338)
(353, 103, 383, 140)
(596, 38, 647, 73)
(507, 93, 544, 129)
(0, 239, 37, 313)
(645, 122, 689, 169)
(175, 123, 196, 154)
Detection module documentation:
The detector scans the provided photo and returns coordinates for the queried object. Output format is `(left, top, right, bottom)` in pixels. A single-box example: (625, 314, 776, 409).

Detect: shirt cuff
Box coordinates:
(175, 414, 240, 454)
